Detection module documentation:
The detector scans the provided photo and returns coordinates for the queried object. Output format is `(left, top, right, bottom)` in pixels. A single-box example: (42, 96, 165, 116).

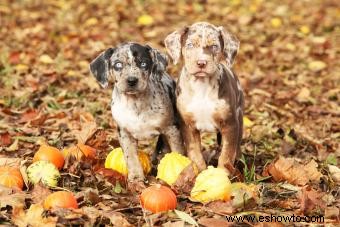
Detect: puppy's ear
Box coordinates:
(146, 45, 168, 73)
(89, 48, 115, 88)
(164, 27, 188, 65)
(218, 27, 239, 67)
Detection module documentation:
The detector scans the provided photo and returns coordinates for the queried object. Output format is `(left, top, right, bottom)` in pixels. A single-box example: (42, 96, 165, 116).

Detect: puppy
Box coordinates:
(90, 43, 184, 182)
(165, 22, 244, 173)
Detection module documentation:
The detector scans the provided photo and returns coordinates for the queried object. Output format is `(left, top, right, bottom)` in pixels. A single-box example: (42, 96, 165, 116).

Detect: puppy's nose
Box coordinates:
(127, 77, 138, 86)
(197, 60, 207, 68)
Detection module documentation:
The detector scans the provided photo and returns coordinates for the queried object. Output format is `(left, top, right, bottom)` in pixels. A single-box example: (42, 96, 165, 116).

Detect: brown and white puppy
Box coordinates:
(165, 22, 244, 173)
(90, 43, 184, 182)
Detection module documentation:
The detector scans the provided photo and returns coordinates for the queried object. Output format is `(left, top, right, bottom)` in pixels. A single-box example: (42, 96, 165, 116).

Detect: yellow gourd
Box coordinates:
(105, 147, 151, 176)
(190, 166, 231, 203)
(157, 152, 198, 185)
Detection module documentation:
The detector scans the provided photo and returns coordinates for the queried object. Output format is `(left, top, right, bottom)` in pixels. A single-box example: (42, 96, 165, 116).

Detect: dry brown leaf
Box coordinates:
(328, 165, 340, 183)
(74, 118, 98, 144)
(263, 156, 322, 185)
(0, 185, 27, 209)
(31, 183, 51, 204)
(205, 201, 234, 215)
(0, 156, 21, 167)
(0, 132, 12, 146)
(198, 217, 233, 226)
(103, 211, 133, 227)
(297, 186, 326, 215)
(163, 220, 185, 227)
(324, 207, 339, 219)
(12, 204, 57, 227)
(173, 163, 197, 195)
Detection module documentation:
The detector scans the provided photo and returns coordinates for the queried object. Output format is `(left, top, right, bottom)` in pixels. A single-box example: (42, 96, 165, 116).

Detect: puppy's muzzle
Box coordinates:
(197, 60, 207, 69)
(127, 76, 139, 87)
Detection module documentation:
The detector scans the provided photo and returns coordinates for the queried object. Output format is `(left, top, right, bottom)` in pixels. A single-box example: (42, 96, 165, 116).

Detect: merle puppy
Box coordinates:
(90, 43, 184, 182)
(165, 22, 244, 173)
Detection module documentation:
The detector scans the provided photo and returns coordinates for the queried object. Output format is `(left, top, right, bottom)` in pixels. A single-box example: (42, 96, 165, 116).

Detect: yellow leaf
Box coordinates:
(308, 60, 326, 72)
(296, 87, 311, 103)
(15, 64, 29, 72)
(285, 43, 296, 51)
(39, 55, 54, 64)
(243, 116, 254, 127)
(137, 14, 154, 26)
(271, 18, 282, 28)
(300, 25, 310, 34)
(84, 17, 98, 27)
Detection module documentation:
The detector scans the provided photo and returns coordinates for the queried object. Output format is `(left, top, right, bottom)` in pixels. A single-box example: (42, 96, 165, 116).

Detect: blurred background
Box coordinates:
(0, 0, 338, 162)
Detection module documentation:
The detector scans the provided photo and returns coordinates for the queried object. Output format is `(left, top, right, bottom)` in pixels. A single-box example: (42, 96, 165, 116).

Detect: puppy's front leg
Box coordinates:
(118, 129, 144, 181)
(183, 125, 206, 171)
(218, 123, 239, 173)
(163, 125, 185, 154)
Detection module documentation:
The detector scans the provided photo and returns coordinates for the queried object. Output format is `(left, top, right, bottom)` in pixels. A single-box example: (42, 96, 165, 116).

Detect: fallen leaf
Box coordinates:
(0, 156, 21, 167)
(12, 204, 57, 227)
(296, 87, 311, 103)
(137, 14, 154, 26)
(299, 25, 310, 34)
(243, 116, 254, 127)
(0, 185, 27, 209)
(173, 163, 197, 195)
(18, 109, 39, 123)
(0, 132, 12, 146)
(163, 221, 185, 227)
(104, 211, 133, 227)
(328, 165, 340, 183)
(308, 60, 326, 72)
(5, 138, 19, 152)
(198, 217, 233, 227)
(205, 201, 234, 215)
(95, 167, 127, 187)
(174, 209, 198, 226)
(31, 183, 51, 204)
(270, 18, 282, 28)
(74, 118, 98, 144)
(297, 186, 326, 215)
(39, 54, 54, 64)
(263, 156, 322, 186)
(230, 183, 258, 208)
(325, 207, 339, 219)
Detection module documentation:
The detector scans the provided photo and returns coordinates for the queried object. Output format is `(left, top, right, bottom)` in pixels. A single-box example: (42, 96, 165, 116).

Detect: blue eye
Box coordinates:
(186, 43, 194, 48)
(141, 62, 147, 68)
(114, 62, 123, 70)
(211, 44, 219, 51)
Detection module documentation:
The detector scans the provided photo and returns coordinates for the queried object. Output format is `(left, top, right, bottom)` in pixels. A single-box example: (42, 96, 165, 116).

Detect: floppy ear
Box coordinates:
(164, 27, 188, 65)
(89, 48, 115, 88)
(218, 27, 239, 67)
(146, 45, 168, 73)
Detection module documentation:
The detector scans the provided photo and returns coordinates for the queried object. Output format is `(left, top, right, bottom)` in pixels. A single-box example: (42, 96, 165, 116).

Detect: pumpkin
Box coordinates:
(0, 166, 24, 190)
(27, 161, 60, 187)
(43, 191, 78, 209)
(140, 184, 177, 213)
(157, 152, 198, 185)
(190, 166, 231, 203)
(33, 145, 65, 170)
(105, 147, 151, 176)
(62, 143, 96, 160)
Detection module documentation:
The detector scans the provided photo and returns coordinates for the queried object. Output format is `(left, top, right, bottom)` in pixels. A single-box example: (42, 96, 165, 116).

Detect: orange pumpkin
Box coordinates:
(0, 166, 24, 190)
(33, 145, 65, 170)
(62, 143, 96, 160)
(43, 191, 78, 209)
(140, 184, 177, 213)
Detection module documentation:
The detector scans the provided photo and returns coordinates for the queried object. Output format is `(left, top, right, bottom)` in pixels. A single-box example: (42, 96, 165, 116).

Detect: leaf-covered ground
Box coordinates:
(0, 0, 339, 226)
